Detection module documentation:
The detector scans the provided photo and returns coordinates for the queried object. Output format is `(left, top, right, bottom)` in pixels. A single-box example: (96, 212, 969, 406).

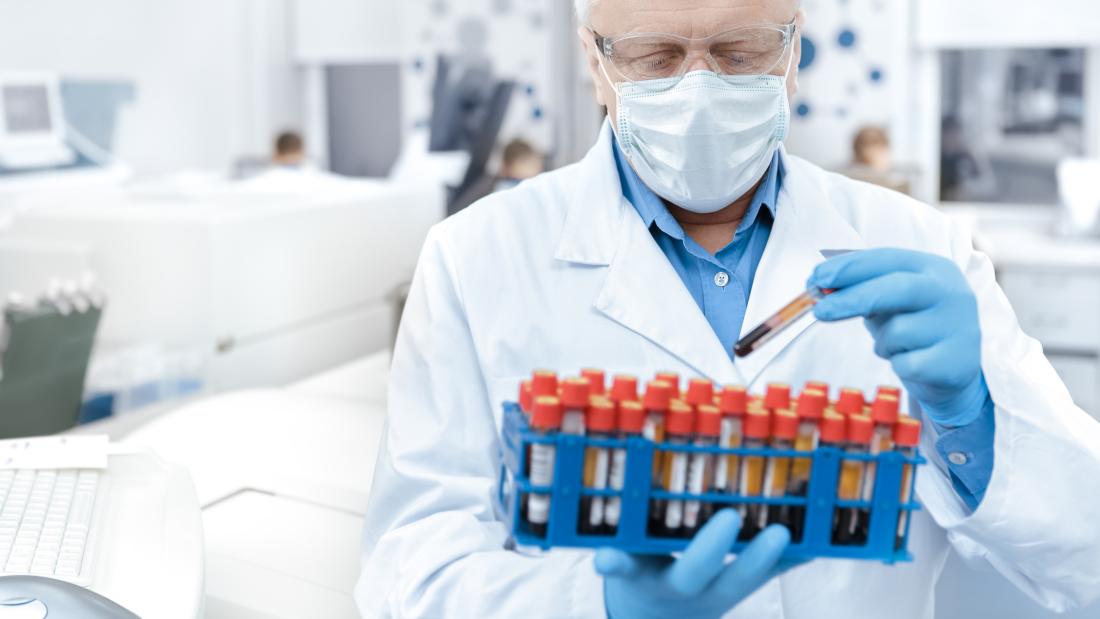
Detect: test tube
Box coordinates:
(787, 389, 826, 541)
(864, 394, 901, 518)
(738, 405, 771, 540)
(560, 377, 590, 436)
(660, 400, 694, 537)
(582, 369, 607, 396)
(804, 380, 830, 399)
(610, 374, 639, 405)
(525, 396, 562, 538)
(835, 388, 866, 417)
(684, 404, 721, 534)
(605, 400, 644, 534)
(834, 414, 874, 545)
(734, 286, 834, 357)
(715, 386, 747, 503)
(643, 380, 674, 526)
(685, 378, 715, 409)
(655, 372, 682, 398)
(893, 416, 922, 550)
(531, 370, 559, 399)
(877, 385, 902, 400)
(518, 380, 534, 416)
(764, 383, 792, 412)
(580, 397, 615, 535)
(762, 409, 798, 529)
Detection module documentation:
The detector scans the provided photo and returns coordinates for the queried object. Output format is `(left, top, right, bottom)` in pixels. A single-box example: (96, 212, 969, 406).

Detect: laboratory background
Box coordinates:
(0, 0, 1097, 617)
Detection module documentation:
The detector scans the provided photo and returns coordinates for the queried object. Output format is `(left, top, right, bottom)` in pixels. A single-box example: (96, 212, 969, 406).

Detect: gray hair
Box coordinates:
(574, 0, 596, 24)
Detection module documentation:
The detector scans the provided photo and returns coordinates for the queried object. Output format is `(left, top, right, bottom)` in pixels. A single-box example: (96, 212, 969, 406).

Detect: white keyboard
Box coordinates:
(0, 469, 103, 585)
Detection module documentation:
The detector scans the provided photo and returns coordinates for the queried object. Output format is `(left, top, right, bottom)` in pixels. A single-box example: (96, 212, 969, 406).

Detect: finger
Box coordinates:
(594, 548, 644, 578)
(866, 311, 940, 359)
(711, 524, 791, 600)
(888, 346, 943, 386)
(666, 509, 743, 596)
(813, 272, 939, 322)
(809, 248, 930, 290)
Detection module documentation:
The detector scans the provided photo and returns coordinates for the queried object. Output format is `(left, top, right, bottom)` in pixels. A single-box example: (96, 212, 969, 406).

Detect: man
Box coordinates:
(357, 1, 1100, 617)
(495, 138, 546, 192)
(272, 130, 305, 168)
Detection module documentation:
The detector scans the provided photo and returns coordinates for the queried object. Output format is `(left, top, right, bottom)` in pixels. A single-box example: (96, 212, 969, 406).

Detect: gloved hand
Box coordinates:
(595, 510, 795, 619)
(808, 248, 988, 427)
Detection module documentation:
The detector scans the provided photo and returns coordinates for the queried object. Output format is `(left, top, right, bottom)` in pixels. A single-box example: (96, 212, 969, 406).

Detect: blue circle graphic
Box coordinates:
(799, 36, 817, 70)
(796, 103, 811, 117)
(838, 29, 857, 48)
(870, 68, 885, 82)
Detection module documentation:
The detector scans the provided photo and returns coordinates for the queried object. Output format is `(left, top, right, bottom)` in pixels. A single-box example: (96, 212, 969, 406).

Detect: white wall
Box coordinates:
(0, 0, 303, 176)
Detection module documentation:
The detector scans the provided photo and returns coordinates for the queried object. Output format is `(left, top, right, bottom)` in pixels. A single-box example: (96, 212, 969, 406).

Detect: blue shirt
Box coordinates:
(612, 136, 995, 510)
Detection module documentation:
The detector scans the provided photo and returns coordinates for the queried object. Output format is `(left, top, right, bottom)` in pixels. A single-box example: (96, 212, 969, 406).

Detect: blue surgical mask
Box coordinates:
(607, 64, 792, 214)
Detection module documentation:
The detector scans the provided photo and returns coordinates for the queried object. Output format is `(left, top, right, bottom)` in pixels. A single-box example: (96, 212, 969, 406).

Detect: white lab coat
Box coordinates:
(357, 123, 1100, 618)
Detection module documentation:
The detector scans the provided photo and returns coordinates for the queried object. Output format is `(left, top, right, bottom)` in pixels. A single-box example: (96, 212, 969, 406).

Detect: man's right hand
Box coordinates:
(595, 510, 797, 619)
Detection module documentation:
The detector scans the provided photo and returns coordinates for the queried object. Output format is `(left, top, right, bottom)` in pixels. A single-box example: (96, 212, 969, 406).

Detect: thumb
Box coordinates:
(594, 548, 643, 578)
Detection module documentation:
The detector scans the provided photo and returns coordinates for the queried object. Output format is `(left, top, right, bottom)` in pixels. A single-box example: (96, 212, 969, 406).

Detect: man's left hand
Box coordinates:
(808, 248, 987, 427)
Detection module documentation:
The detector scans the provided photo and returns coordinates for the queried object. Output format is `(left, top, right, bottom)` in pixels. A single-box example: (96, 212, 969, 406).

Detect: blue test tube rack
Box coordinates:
(495, 402, 924, 563)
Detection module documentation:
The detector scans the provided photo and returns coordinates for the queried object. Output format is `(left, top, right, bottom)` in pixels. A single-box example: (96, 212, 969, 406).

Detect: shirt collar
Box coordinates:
(612, 133, 782, 241)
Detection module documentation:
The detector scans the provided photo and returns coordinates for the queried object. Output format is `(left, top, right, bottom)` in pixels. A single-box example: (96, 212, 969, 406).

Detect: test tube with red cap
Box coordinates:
(877, 385, 902, 400)
(560, 377, 590, 436)
(655, 372, 682, 398)
(834, 414, 874, 545)
(659, 401, 694, 537)
(715, 386, 747, 499)
(525, 396, 562, 537)
(762, 409, 798, 529)
(764, 383, 792, 411)
(893, 416, 922, 550)
(738, 405, 771, 540)
(531, 370, 559, 399)
(518, 380, 534, 416)
(787, 389, 826, 541)
(604, 400, 643, 534)
(684, 404, 721, 534)
(685, 379, 715, 409)
(582, 369, 607, 396)
(643, 380, 674, 526)
(863, 394, 900, 513)
(609, 375, 639, 407)
(804, 380, 830, 399)
(580, 397, 615, 535)
(835, 388, 866, 417)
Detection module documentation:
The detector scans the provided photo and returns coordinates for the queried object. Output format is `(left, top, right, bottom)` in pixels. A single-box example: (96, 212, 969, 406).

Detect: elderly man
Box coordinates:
(357, 0, 1100, 617)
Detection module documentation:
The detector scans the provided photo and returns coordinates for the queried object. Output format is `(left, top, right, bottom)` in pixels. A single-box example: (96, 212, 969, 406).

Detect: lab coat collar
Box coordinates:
(555, 123, 867, 386)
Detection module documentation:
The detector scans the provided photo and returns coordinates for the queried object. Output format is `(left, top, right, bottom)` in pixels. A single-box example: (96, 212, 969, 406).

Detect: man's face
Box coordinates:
(578, 0, 803, 124)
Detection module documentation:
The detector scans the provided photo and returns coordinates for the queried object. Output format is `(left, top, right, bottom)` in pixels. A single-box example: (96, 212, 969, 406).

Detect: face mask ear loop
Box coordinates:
(781, 30, 797, 84)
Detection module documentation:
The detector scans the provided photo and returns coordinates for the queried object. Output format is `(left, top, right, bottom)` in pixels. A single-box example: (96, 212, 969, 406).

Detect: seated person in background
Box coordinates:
(494, 138, 545, 192)
(273, 131, 306, 168)
(841, 125, 911, 194)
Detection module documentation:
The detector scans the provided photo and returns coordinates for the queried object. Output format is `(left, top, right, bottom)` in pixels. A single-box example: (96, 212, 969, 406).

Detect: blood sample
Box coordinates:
(525, 396, 562, 537)
(715, 386, 747, 503)
(893, 416, 922, 550)
(610, 375, 639, 405)
(684, 404, 721, 534)
(834, 414, 873, 545)
(605, 400, 644, 533)
(762, 409, 798, 529)
(738, 405, 771, 541)
(560, 377, 590, 436)
(582, 369, 607, 396)
(660, 401, 694, 537)
(580, 397, 615, 535)
(836, 388, 866, 417)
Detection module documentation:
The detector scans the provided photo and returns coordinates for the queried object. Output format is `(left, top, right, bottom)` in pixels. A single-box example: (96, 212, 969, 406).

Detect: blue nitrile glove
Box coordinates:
(595, 510, 796, 619)
(808, 248, 988, 427)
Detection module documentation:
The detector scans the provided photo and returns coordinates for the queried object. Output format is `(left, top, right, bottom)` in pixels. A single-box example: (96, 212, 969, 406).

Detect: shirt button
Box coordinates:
(948, 452, 969, 466)
(714, 272, 730, 288)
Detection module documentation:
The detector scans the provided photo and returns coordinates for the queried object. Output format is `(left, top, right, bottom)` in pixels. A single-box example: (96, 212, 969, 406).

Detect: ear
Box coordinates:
(577, 26, 609, 108)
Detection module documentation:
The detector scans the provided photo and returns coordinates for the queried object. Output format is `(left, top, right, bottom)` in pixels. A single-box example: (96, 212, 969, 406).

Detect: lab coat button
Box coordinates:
(714, 272, 730, 288)
(948, 452, 969, 466)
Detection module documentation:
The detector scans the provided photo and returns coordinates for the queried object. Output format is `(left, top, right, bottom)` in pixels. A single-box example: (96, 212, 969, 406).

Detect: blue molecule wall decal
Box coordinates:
(869, 68, 884, 83)
(532, 106, 544, 120)
(796, 103, 812, 117)
(799, 36, 817, 71)
(837, 29, 857, 48)
(525, 84, 536, 97)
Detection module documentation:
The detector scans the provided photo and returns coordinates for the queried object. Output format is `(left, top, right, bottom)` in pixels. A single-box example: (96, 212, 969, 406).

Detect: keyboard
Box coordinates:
(0, 469, 103, 585)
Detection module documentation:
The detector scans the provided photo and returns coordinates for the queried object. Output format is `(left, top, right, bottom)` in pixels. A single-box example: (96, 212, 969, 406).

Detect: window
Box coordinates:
(939, 49, 1086, 205)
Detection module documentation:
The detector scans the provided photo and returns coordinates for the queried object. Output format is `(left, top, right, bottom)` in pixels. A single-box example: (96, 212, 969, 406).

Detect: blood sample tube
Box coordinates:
(580, 397, 615, 535)
(685, 378, 715, 409)
(834, 414, 874, 545)
(605, 400, 644, 533)
(787, 389, 826, 541)
(864, 394, 901, 517)
(684, 404, 721, 534)
(761, 409, 798, 529)
(582, 369, 607, 396)
(519, 380, 534, 416)
(610, 374, 639, 405)
(764, 383, 791, 412)
(877, 385, 902, 400)
(738, 406, 771, 540)
(525, 396, 562, 537)
(531, 370, 558, 399)
(643, 380, 673, 526)
(560, 377, 590, 436)
(836, 388, 866, 417)
(804, 380, 830, 399)
(660, 400, 694, 537)
(655, 372, 682, 398)
(893, 416, 922, 550)
(715, 386, 747, 502)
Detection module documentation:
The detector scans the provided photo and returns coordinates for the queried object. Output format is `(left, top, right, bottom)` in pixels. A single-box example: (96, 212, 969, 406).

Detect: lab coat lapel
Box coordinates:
(735, 148, 868, 387)
(555, 123, 741, 384)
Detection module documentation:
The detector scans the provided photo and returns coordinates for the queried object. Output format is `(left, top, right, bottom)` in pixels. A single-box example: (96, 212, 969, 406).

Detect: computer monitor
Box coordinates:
(0, 73, 75, 170)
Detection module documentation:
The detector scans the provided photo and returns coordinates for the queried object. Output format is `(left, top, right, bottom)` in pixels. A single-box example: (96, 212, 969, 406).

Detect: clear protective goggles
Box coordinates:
(592, 20, 798, 92)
